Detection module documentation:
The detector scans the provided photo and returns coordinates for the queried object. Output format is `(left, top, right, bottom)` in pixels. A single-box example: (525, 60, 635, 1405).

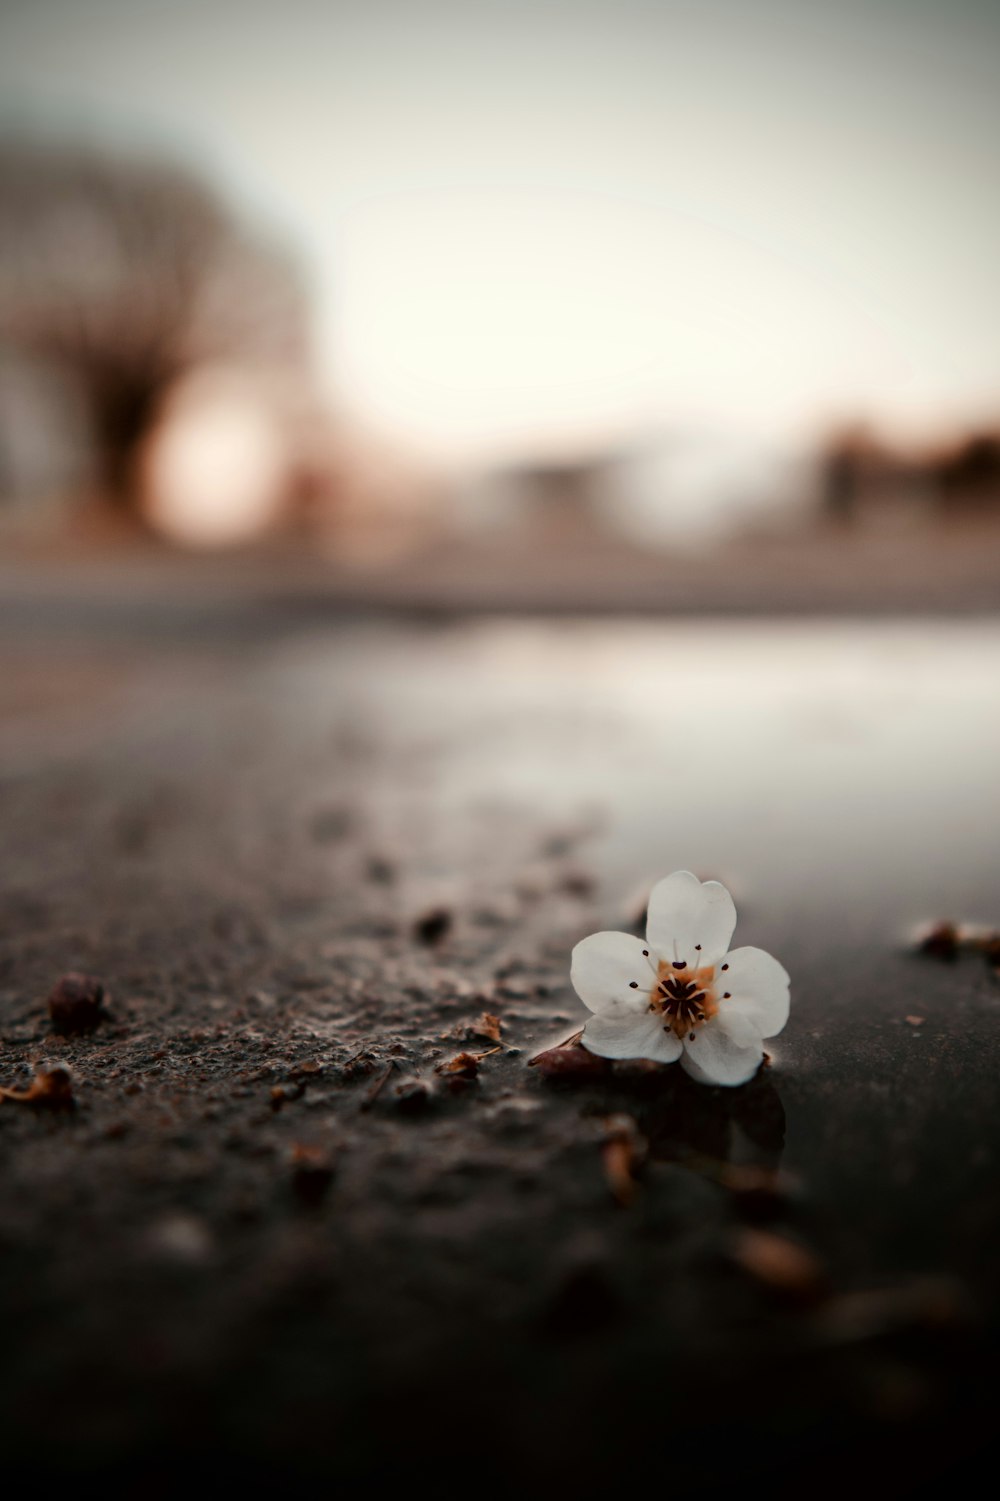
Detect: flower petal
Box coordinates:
(716, 946, 790, 1039)
(645, 870, 737, 967)
(583, 1009, 682, 1063)
(681, 1023, 763, 1087)
(570, 931, 653, 1014)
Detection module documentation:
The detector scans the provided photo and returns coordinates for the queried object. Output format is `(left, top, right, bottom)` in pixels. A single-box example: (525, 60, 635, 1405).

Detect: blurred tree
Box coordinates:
(0, 137, 310, 509)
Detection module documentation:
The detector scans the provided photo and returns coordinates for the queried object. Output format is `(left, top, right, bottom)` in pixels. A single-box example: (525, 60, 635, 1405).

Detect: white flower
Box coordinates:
(571, 871, 789, 1087)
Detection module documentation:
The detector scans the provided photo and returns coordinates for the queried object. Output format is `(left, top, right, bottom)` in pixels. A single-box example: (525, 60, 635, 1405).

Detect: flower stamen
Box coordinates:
(649, 960, 718, 1037)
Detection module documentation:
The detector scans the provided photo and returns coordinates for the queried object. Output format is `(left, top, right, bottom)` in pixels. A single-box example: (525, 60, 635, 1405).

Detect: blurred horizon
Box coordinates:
(3, 0, 1000, 474)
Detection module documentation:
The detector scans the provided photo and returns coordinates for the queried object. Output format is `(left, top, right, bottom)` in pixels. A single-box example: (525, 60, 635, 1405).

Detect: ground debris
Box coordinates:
(529, 1029, 611, 1079)
(912, 919, 1000, 973)
(715, 1163, 796, 1219)
(531, 1044, 610, 1079)
(528, 1029, 583, 1063)
(441, 1011, 504, 1044)
(434, 1048, 499, 1080)
(413, 906, 452, 946)
(339, 1049, 383, 1082)
(732, 1228, 828, 1305)
(912, 920, 961, 959)
(287, 1059, 325, 1080)
(0, 1061, 75, 1110)
(47, 972, 108, 1034)
(360, 1061, 397, 1109)
(814, 1278, 969, 1345)
(393, 1076, 434, 1113)
(471, 1011, 503, 1043)
(270, 1082, 305, 1111)
(601, 1114, 647, 1207)
(289, 1143, 335, 1206)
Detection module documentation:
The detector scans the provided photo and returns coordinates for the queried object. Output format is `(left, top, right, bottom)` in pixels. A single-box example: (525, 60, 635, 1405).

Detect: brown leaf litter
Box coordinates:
(0, 1062, 75, 1110)
(601, 1114, 647, 1207)
(434, 1048, 501, 1080)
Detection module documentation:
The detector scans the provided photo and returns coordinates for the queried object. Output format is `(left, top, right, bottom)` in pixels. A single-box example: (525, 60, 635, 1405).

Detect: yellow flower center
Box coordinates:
(649, 959, 719, 1039)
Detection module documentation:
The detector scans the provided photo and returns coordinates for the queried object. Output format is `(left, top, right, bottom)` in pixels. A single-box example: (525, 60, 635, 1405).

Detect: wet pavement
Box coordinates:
(1, 607, 998, 1492)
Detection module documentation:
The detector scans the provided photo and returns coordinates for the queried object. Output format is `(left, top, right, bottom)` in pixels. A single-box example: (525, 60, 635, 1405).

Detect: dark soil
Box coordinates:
(1, 605, 998, 1496)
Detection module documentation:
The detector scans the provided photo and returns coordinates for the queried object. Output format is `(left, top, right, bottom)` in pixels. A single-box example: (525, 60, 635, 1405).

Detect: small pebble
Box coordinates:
(47, 973, 106, 1034)
(413, 906, 452, 946)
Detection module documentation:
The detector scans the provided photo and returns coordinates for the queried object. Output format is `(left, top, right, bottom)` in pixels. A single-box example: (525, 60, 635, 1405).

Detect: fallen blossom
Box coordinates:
(571, 870, 789, 1087)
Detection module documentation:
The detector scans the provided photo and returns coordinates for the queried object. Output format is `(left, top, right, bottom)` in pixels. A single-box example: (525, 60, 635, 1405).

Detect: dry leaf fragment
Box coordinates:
(0, 1062, 75, 1110)
(439, 1011, 505, 1044)
(434, 1050, 494, 1079)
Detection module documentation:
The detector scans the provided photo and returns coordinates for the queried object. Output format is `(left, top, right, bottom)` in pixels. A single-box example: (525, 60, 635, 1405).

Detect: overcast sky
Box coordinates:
(2, 0, 999, 461)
